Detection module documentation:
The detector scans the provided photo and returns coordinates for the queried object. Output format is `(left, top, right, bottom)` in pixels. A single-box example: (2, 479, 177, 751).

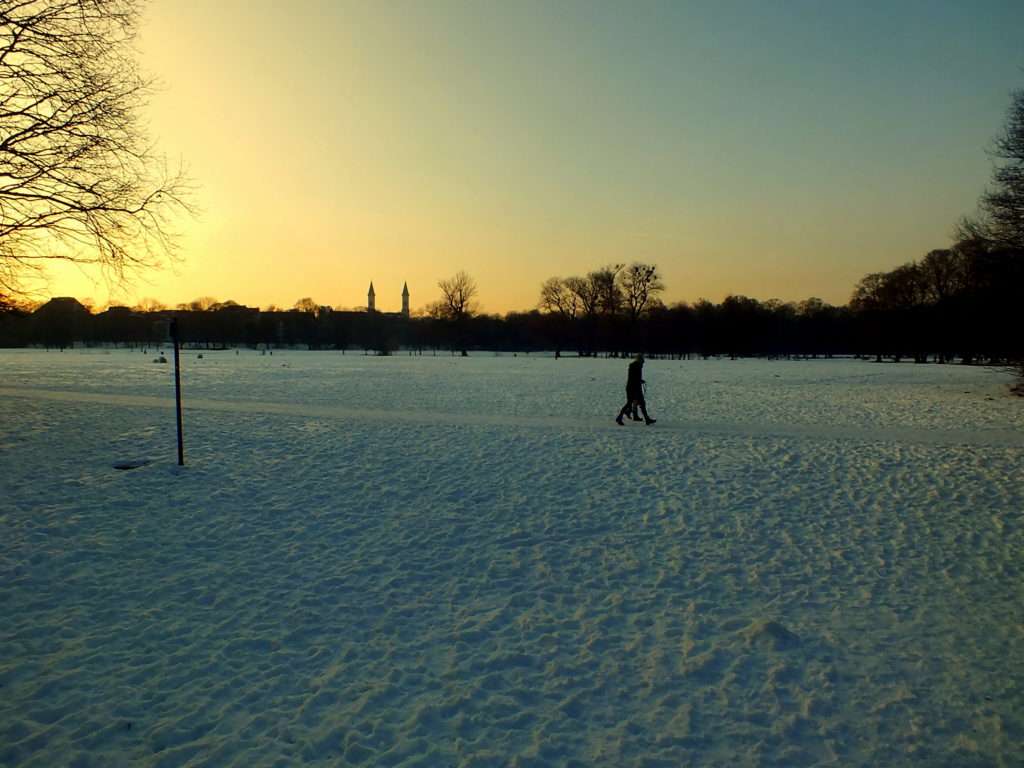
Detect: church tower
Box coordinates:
(367, 282, 376, 312)
(401, 282, 410, 318)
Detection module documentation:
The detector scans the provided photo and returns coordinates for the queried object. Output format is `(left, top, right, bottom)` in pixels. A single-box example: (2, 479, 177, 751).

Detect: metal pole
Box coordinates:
(171, 318, 184, 466)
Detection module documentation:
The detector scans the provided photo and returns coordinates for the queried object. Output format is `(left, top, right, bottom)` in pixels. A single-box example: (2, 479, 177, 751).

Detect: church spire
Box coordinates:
(401, 282, 409, 318)
(367, 281, 375, 312)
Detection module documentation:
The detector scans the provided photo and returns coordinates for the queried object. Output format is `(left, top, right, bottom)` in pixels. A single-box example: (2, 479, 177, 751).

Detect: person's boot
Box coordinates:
(616, 404, 631, 425)
(645, 418, 657, 425)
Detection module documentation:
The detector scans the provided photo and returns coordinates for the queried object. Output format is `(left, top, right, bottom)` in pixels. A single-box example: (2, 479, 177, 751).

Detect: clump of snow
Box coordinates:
(1, 350, 1022, 766)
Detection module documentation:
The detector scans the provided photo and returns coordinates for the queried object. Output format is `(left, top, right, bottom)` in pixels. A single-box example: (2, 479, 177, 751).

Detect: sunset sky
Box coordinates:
(42, 0, 1024, 314)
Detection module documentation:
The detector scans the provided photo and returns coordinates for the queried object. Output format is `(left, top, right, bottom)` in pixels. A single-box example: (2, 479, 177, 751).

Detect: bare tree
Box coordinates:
(437, 270, 478, 321)
(918, 249, 967, 303)
(851, 262, 929, 319)
(957, 88, 1024, 250)
(620, 262, 665, 322)
(796, 297, 825, 316)
(188, 296, 219, 312)
(134, 297, 165, 312)
(424, 299, 448, 320)
(887, 263, 929, 308)
(538, 277, 579, 319)
(981, 88, 1024, 249)
(293, 297, 319, 314)
(0, 0, 192, 299)
(590, 264, 624, 315)
(564, 275, 601, 316)
(850, 272, 890, 311)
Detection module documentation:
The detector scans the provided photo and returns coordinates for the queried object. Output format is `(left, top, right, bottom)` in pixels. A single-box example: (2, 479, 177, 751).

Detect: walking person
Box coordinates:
(616, 353, 656, 425)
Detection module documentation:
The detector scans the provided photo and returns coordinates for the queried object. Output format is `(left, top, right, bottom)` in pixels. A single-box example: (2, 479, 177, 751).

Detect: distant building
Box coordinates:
(367, 282, 410, 318)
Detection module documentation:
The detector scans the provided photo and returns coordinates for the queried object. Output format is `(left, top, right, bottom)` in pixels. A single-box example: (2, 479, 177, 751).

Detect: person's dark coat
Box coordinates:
(626, 359, 644, 400)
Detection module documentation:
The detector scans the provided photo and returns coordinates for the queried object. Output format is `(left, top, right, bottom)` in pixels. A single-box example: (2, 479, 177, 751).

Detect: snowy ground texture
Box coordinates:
(1, 349, 1023, 768)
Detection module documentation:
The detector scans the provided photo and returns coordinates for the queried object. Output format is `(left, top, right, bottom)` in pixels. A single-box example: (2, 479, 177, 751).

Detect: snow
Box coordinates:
(1, 349, 1022, 767)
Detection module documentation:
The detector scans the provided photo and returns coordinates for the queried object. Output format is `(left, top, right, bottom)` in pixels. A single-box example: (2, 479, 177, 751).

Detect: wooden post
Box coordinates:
(170, 318, 184, 466)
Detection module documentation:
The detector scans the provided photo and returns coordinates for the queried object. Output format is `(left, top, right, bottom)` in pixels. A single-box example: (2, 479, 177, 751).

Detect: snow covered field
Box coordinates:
(1, 349, 1022, 767)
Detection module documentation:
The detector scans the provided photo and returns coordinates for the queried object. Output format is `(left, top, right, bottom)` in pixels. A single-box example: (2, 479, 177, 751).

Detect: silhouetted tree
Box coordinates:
(795, 298, 844, 359)
(538, 277, 579, 319)
(437, 271, 478, 321)
(436, 270, 479, 354)
(134, 297, 166, 313)
(563, 275, 601, 317)
(93, 305, 145, 347)
(956, 85, 1024, 384)
(974, 87, 1024, 249)
(188, 297, 219, 312)
(0, 0, 192, 299)
(621, 262, 665, 323)
(591, 264, 624, 316)
(692, 299, 718, 357)
(851, 270, 911, 361)
(918, 249, 967, 303)
(537, 277, 582, 356)
(719, 295, 764, 358)
(848, 239, 1024, 367)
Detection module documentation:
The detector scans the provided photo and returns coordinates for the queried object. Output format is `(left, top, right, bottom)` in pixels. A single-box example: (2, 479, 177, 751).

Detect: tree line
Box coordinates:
(0, 254, 1017, 366)
(1, 245, 1021, 366)
(850, 239, 1022, 365)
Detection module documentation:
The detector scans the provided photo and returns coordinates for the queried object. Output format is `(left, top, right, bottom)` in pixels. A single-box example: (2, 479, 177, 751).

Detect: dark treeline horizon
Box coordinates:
(2, 236, 1021, 369)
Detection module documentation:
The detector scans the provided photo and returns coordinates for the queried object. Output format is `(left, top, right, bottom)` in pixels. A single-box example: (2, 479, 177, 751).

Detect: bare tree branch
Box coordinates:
(589, 264, 623, 316)
(0, 0, 194, 299)
(563, 275, 600, 317)
(621, 262, 664, 322)
(437, 270, 478, 321)
(538, 276, 579, 319)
